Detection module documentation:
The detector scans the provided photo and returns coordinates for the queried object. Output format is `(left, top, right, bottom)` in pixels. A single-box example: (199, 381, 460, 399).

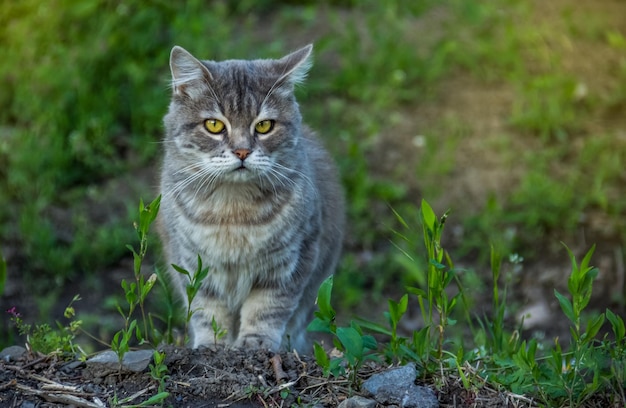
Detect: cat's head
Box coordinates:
(163, 45, 312, 187)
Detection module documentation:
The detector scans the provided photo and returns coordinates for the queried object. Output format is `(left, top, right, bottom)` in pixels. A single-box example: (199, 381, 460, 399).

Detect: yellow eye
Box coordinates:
(204, 119, 225, 134)
(255, 120, 275, 135)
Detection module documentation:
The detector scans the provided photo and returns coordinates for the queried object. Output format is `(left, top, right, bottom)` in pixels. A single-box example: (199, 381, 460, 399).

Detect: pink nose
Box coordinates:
(233, 149, 250, 160)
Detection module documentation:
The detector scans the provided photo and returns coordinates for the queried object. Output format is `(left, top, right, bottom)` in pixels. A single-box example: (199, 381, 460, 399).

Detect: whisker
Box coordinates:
(270, 161, 319, 199)
(164, 163, 223, 203)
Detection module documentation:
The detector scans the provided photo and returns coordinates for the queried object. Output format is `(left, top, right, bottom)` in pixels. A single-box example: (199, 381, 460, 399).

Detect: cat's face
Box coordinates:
(163, 46, 312, 188)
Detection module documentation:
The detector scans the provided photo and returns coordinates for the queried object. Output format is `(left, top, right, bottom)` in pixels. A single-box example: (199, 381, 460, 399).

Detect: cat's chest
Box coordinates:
(180, 189, 300, 263)
(188, 223, 277, 259)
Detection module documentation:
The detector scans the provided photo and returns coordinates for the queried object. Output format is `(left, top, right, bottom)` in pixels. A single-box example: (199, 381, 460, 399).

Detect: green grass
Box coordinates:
(310, 200, 625, 406)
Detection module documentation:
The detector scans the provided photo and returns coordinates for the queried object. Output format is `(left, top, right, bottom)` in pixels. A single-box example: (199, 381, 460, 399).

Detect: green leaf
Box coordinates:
(412, 327, 431, 357)
(196, 266, 210, 285)
(306, 317, 333, 334)
(362, 334, 378, 351)
(606, 309, 625, 341)
(406, 286, 427, 298)
(171, 263, 191, 278)
(141, 391, 170, 405)
(585, 313, 605, 340)
(429, 259, 446, 270)
(132, 250, 142, 275)
(355, 318, 392, 336)
(111, 331, 121, 350)
(390, 206, 410, 229)
(554, 289, 576, 323)
(420, 199, 436, 234)
(313, 342, 329, 370)
(138, 195, 161, 235)
(141, 274, 157, 299)
(490, 244, 502, 282)
(336, 326, 364, 360)
(388, 294, 408, 326)
(315, 276, 335, 320)
(328, 358, 345, 377)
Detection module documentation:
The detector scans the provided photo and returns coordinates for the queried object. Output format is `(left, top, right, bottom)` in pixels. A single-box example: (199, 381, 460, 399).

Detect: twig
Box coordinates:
(116, 385, 155, 404)
(15, 383, 102, 408)
(0, 379, 17, 391)
(20, 355, 48, 369)
(270, 354, 289, 383)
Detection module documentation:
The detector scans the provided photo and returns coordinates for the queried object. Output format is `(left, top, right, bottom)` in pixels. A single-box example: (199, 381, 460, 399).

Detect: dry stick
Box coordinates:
(0, 379, 17, 391)
(119, 387, 151, 404)
(21, 356, 49, 369)
(14, 383, 102, 408)
(270, 354, 289, 383)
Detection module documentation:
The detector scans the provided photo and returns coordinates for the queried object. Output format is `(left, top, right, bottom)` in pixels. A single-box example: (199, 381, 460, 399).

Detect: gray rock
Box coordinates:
(362, 363, 418, 395)
(362, 363, 438, 408)
(0, 345, 27, 362)
(376, 386, 438, 408)
(86, 349, 153, 376)
(338, 396, 377, 408)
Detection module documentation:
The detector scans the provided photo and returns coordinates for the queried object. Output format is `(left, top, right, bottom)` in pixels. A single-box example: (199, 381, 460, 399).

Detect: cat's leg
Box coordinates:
(284, 303, 315, 352)
(235, 287, 301, 351)
(188, 296, 235, 348)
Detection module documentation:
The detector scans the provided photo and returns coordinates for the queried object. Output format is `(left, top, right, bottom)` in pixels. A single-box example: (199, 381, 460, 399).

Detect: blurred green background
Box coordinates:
(1, 0, 625, 348)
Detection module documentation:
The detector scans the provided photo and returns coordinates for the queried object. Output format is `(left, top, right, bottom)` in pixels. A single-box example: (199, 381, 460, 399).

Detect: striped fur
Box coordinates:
(158, 45, 345, 352)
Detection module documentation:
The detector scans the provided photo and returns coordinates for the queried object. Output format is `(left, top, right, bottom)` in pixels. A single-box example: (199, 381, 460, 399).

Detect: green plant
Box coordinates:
(110, 390, 170, 408)
(412, 200, 461, 359)
(149, 350, 170, 398)
(310, 198, 626, 405)
(308, 276, 379, 383)
(482, 244, 626, 406)
(171, 256, 211, 343)
(549, 244, 606, 405)
(112, 196, 162, 364)
(211, 316, 228, 347)
(7, 295, 85, 357)
(477, 249, 524, 358)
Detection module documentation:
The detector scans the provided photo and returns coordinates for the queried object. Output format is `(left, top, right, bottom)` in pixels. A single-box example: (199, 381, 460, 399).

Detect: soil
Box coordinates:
(0, 345, 531, 408)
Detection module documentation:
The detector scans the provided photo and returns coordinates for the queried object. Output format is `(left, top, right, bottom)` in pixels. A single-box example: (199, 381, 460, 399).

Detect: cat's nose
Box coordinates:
(233, 148, 251, 160)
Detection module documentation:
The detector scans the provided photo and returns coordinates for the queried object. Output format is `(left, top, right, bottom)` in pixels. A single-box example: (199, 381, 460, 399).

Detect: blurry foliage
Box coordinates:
(0, 0, 236, 286)
(0, 0, 625, 349)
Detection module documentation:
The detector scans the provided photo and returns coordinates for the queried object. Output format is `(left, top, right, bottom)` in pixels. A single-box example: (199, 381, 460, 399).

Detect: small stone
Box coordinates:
(0, 345, 27, 362)
(86, 349, 153, 376)
(61, 359, 84, 372)
(338, 396, 377, 408)
(362, 363, 418, 395)
(377, 386, 438, 408)
(362, 363, 438, 408)
(122, 349, 154, 372)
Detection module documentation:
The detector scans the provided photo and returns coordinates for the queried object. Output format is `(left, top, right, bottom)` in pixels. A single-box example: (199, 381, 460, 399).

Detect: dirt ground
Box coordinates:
(0, 345, 532, 408)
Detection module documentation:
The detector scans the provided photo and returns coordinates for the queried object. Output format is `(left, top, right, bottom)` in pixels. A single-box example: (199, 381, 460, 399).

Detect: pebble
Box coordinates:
(362, 363, 438, 408)
(86, 349, 154, 376)
(338, 396, 377, 408)
(0, 345, 27, 362)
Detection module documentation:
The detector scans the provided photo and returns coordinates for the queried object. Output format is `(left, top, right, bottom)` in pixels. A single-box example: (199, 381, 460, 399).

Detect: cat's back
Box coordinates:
(301, 126, 345, 226)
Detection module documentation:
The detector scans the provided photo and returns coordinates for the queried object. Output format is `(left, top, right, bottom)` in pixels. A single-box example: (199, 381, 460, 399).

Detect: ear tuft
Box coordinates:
(276, 44, 313, 87)
(169, 46, 212, 97)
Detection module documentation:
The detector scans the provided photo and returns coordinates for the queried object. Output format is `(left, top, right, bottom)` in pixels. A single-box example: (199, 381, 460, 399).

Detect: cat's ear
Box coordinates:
(169, 46, 213, 98)
(273, 44, 313, 89)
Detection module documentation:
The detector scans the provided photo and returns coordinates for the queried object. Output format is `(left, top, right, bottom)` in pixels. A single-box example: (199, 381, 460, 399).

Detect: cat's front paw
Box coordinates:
(234, 333, 280, 351)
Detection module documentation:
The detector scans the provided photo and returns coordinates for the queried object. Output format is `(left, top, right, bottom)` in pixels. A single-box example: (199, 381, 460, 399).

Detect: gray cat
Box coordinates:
(158, 44, 345, 352)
